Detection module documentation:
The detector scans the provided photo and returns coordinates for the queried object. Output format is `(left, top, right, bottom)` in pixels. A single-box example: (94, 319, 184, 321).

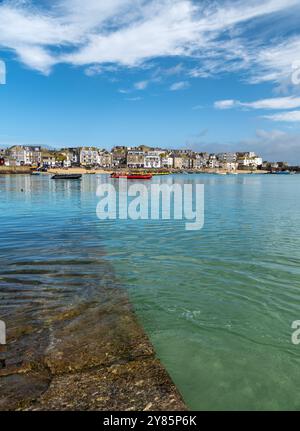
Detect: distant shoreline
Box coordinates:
(0, 166, 270, 175)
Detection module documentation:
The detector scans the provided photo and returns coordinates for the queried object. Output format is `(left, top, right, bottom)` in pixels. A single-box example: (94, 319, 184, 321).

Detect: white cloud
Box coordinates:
(214, 99, 237, 109)
(250, 37, 300, 84)
(0, 0, 298, 79)
(170, 81, 190, 91)
(134, 80, 149, 90)
(263, 110, 300, 122)
(215, 96, 300, 110)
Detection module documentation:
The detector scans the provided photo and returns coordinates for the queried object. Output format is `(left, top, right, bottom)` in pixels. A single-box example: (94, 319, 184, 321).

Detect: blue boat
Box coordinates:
(274, 171, 290, 175)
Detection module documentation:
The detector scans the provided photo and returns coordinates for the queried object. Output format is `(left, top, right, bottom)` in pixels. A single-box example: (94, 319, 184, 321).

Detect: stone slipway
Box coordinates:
(0, 286, 186, 411)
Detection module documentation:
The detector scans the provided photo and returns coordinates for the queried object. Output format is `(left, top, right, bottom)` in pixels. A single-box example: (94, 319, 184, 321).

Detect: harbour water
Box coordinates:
(1, 173, 300, 410)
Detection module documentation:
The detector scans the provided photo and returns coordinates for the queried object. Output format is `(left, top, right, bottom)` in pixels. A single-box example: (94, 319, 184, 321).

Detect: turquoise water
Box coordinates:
(1, 173, 300, 410)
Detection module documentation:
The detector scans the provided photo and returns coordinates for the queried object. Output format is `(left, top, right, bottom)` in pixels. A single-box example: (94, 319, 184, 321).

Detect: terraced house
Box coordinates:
(144, 151, 162, 169)
(79, 147, 100, 166)
(127, 150, 145, 168)
(9, 145, 41, 166)
(236, 152, 263, 169)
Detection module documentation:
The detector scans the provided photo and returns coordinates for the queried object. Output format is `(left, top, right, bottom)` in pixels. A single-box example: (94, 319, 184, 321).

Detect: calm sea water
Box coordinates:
(1, 173, 300, 410)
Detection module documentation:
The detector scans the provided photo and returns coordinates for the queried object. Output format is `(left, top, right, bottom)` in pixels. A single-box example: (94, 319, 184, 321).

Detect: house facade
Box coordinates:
(144, 151, 161, 169)
(127, 150, 145, 168)
(172, 155, 184, 169)
(41, 151, 56, 167)
(237, 152, 262, 169)
(9, 145, 41, 166)
(99, 151, 112, 167)
(161, 155, 173, 168)
(80, 147, 101, 166)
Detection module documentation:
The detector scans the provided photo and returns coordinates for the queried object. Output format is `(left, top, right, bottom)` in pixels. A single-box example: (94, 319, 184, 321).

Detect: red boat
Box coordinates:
(111, 173, 152, 180)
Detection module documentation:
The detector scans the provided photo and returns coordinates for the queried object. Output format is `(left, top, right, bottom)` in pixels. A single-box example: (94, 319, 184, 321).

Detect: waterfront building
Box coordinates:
(9, 145, 41, 166)
(182, 155, 194, 169)
(193, 153, 209, 169)
(172, 155, 184, 169)
(237, 152, 262, 169)
(127, 150, 145, 168)
(111, 146, 127, 167)
(41, 151, 56, 168)
(208, 154, 220, 169)
(144, 151, 162, 169)
(220, 161, 238, 171)
(80, 147, 101, 166)
(62, 148, 80, 167)
(0, 149, 5, 166)
(99, 151, 112, 167)
(161, 154, 173, 168)
(0, 149, 6, 166)
(270, 162, 279, 169)
(217, 152, 237, 163)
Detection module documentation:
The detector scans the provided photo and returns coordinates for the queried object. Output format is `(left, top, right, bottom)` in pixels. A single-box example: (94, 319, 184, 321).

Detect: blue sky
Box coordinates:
(0, 0, 300, 162)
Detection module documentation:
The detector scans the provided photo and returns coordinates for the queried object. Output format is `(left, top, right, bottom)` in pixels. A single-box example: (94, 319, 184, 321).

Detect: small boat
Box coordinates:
(111, 173, 152, 180)
(152, 172, 170, 176)
(274, 171, 291, 175)
(52, 174, 82, 180)
(31, 171, 40, 176)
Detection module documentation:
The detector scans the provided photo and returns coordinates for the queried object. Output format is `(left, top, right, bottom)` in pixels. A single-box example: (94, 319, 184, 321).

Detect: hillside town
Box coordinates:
(0, 145, 293, 172)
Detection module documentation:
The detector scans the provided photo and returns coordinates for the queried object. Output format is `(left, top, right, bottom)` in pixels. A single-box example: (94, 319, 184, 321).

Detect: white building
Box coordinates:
(144, 151, 161, 169)
(237, 152, 262, 168)
(193, 154, 208, 169)
(80, 147, 101, 166)
(41, 151, 56, 167)
(161, 155, 173, 168)
(63, 148, 80, 167)
(220, 161, 238, 171)
(217, 152, 237, 163)
(208, 154, 219, 169)
(9, 145, 41, 166)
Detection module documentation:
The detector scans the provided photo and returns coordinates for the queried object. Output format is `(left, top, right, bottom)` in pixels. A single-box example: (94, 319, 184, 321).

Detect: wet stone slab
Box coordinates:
(0, 287, 186, 411)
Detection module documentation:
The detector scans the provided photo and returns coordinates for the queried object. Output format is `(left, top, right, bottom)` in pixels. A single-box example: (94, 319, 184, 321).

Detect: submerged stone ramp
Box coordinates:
(0, 286, 186, 411)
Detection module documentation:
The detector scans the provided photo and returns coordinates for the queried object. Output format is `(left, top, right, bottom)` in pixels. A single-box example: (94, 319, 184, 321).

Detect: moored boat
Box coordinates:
(111, 173, 152, 180)
(52, 174, 82, 180)
(275, 171, 291, 175)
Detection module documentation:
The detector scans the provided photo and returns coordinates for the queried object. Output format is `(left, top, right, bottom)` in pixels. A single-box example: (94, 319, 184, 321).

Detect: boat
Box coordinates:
(111, 173, 152, 180)
(276, 171, 291, 175)
(51, 174, 82, 180)
(31, 171, 40, 176)
(152, 172, 170, 176)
